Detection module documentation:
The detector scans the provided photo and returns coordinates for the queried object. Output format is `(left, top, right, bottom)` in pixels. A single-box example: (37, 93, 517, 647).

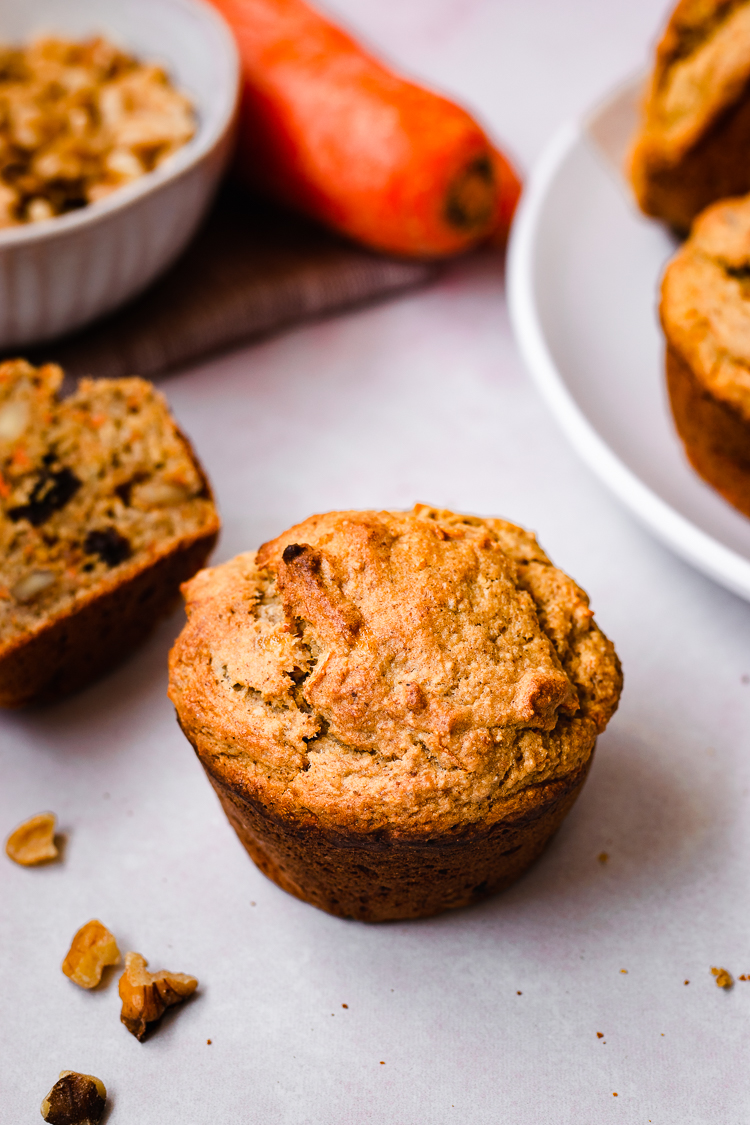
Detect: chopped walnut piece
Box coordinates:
(118, 951, 197, 1040)
(711, 967, 733, 989)
(40, 1071, 106, 1124)
(5, 811, 58, 865)
(0, 37, 195, 224)
(62, 920, 120, 989)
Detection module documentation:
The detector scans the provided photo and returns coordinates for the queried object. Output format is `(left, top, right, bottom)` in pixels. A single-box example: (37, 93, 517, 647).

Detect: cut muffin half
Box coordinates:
(0, 359, 219, 706)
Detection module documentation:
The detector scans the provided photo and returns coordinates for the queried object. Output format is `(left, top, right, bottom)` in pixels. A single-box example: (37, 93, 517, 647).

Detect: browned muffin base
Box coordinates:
(666, 344, 750, 517)
(634, 82, 750, 235)
(201, 751, 593, 922)
(0, 532, 216, 707)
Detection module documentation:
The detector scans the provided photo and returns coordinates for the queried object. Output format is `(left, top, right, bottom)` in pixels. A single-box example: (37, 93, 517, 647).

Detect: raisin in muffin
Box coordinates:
(0, 359, 219, 706)
(630, 0, 750, 233)
(169, 505, 622, 922)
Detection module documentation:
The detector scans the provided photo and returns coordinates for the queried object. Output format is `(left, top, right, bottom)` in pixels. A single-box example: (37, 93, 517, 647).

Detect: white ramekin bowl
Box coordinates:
(0, 0, 239, 350)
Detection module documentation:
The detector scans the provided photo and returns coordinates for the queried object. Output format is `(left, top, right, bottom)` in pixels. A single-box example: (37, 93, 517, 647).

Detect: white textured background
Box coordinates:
(4, 1, 750, 1122)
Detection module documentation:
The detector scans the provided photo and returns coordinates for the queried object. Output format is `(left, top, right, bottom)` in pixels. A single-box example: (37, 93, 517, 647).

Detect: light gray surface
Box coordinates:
(4, 2, 749, 1122)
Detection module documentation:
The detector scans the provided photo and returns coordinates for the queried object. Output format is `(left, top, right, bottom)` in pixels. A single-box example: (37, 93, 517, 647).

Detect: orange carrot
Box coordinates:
(209, 0, 521, 257)
(487, 147, 522, 248)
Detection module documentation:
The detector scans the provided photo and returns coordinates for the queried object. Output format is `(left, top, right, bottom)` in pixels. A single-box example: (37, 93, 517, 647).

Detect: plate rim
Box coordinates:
(506, 117, 750, 603)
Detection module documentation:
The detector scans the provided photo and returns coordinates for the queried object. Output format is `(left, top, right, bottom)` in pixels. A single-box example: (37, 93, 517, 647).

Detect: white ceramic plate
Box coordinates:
(508, 78, 750, 603)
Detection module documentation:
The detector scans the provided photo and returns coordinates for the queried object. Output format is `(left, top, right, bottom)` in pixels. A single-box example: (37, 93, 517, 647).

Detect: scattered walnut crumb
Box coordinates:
(380, 1061, 385, 1065)
(711, 967, 733, 989)
(5, 810, 58, 865)
(596, 1032, 604, 1039)
(597, 852, 609, 864)
(207, 1038, 212, 1045)
(342, 1003, 348, 1009)
(62, 919, 120, 989)
(613, 1092, 618, 1097)
(739, 975, 748, 981)
(40, 1071, 106, 1124)
(684, 980, 689, 985)
(118, 951, 197, 1040)
(620, 969, 628, 974)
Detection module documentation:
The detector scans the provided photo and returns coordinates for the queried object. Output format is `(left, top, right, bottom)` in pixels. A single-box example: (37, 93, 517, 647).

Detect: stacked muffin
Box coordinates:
(630, 0, 750, 515)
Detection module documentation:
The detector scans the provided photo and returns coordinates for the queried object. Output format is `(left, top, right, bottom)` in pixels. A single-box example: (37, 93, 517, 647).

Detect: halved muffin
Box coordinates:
(630, 0, 750, 233)
(169, 505, 622, 921)
(0, 359, 219, 706)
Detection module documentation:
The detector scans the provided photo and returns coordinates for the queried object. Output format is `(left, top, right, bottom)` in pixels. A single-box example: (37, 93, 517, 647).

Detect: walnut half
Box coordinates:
(62, 920, 120, 989)
(40, 1071, 106, 1125)
(5, 811, 58, 865)
(119, 951, 198, 1040)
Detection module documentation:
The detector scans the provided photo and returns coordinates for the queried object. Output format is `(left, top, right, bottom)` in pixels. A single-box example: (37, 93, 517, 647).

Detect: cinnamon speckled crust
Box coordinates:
(661, 194, 750, 515)
(630, 0, 750, 233)
(169, 506, 622, 920)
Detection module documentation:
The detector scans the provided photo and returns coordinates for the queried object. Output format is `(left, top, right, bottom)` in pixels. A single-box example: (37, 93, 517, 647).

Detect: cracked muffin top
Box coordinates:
(169, 506, 622, 837)
(661, 193, 750, 422)
(631, 0, 750, 170)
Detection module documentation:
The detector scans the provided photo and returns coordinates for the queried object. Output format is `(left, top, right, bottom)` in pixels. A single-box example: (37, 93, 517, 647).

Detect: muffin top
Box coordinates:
(661, 193, 750, 422)
(631, 0, 750, 169)
(169, 506, 621, 837)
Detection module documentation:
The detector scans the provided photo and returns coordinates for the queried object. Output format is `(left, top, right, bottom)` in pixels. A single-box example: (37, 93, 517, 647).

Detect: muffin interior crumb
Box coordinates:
(0, 359, 215, 648)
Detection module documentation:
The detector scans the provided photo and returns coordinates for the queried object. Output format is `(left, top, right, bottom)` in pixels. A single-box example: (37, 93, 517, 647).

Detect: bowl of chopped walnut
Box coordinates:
(0, 0, 239, 348)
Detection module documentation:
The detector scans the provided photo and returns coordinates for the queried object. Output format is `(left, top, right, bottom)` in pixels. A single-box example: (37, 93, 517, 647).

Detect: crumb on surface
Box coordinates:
(620, 969, 628, 974)
(684, 979, 689, 985)
(207, 1039, 212, 1045)
(711, 967, 733, 988)
(342, 1003, 348, 1009)
(5, 810, 58, 865)
(596, 1032, 604, 1038)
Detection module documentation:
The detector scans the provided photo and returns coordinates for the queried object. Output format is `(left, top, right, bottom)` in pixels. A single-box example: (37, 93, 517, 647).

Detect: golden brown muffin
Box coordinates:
(630, 0, 750, 233)
(661, 193, 750, 515)
(169, 505, 622, 922)
(0, 359, 219, 706)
